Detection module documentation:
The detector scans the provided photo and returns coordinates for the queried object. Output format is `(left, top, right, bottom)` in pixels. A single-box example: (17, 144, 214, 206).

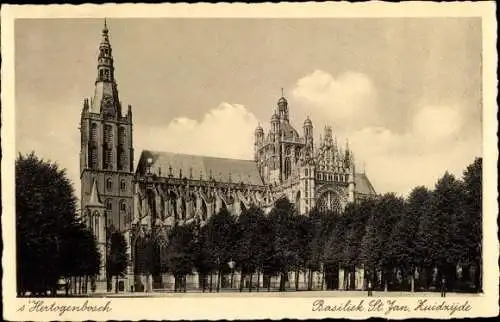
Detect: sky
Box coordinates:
(15, 18, 482, 201)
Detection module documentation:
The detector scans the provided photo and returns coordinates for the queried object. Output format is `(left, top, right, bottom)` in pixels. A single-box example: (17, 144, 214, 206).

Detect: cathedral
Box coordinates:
(80, 22, 376, 291)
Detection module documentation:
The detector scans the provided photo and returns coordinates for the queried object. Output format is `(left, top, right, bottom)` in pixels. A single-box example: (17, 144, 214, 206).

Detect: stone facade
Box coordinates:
(80, 22, 376, 292)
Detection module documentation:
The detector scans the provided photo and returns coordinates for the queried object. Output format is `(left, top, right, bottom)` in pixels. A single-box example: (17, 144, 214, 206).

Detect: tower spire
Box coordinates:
(91, 20, 120, 115)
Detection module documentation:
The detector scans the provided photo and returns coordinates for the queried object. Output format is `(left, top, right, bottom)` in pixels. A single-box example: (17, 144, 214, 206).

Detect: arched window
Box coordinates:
(103, 125, 113, 169)
(105, 199, 112, 211)
(305, 168, 308, 177)
(118, 127, 126, 145)
(120, 200, 127, 212)
(106, 178, 113, 191)
(285, 158, 292, 179)
(120, 180, 126, 192)
(90, 123, 98, 143)
(94, 215, 99, 240)
(181, 199, 186, 220)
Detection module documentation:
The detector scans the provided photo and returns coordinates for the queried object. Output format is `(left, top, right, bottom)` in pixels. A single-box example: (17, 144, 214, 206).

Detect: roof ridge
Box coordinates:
(143, 149, 255, 162)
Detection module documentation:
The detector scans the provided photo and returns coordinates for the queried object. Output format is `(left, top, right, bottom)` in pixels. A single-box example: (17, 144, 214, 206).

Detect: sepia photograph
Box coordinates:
(2, 2, 498, 320)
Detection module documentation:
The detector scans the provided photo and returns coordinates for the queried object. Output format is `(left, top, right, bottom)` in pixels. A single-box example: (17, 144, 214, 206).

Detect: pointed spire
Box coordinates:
(96, 19, 115, 84)
(88, 179, 104, 207)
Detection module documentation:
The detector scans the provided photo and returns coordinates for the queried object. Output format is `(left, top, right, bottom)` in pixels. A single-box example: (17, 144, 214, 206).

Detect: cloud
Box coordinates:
(289, 69, 479, 195)
(135, 103, 259, 161)
(292, 70, 377, 130)
(348, 105, 478, 196)
(412, 105, 464, 143)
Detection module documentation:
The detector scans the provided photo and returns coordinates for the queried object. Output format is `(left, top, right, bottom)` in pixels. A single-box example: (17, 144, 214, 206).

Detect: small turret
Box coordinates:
(271, 111, 280, 136)
(303, 116, 314, 147)
(254, 123, 264, 161)
(277, 88, 289, 121)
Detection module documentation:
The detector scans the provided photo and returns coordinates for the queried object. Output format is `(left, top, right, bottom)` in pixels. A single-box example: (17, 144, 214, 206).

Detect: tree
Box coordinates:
(416, 172, 465, 290)
(205, 208, 236, 292)
(289, 214, 313, 290)
(16, 152, 85, 296)
(107, 231, 128, 293)
(268, 197, 297, 291)
(233, 206, 268, 291)
(461, 158, 482, 291)
(192, 224, 215, 292)
(165, 223, 196, 292)
(61, 221, 101, 295)
(387, 186, 431, 291)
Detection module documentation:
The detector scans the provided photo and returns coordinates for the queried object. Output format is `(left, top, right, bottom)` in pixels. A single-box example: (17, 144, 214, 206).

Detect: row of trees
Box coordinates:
(16, 153, 101, 296)
(136, 157, 482, 293)
(17, 152, 132, 296)
(16, 151, 481, 295)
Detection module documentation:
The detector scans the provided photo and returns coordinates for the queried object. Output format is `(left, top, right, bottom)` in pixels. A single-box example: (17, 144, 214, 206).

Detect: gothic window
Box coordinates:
(317, 191, 341, 215)
(89, 147, 98, 169)
(105, 199, 112, 211)
(120, 180, 126, 192)
(99, 69, 104, 79)
(181, 199, 186, 220)
(118, 146, 126, 170)
(305, 180, 308, 190)
(120, 200, 126, 212)
(284, 157, 291, 179)
(94, 216, 99, 240)
(305, 168, 308, 177)
(334, 175, 338, 181)
(90, 123, 98, 143)
(118, 127, 126, 145)
(106, 178, 113, 191)
(118, 128, 126, 170)
(104, 125, 113, 144)
(103, 124, 113, 169)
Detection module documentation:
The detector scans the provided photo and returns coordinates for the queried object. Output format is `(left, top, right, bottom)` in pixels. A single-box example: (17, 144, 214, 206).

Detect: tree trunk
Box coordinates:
(321, 267, 325, 290)
(184, 275, 187, 292)
(115, 275, 119, 293)
(209, 273, 213, 293)
(279, 271, 286, 292)
(256, 269, 261, 292)
(267, 275, 271, 292)
(411, 268, 415, 292)
(239, 272, 244, 292)
(201, 274, 205, 293)
(309, 269, 313, 291)
(249, 273, 253, 292)
(216, 269, 221, 292)
(295, 270, 300, 291)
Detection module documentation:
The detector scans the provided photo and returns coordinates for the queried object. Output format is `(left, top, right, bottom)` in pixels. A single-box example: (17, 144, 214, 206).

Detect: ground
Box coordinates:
(85, 290, 479, 298)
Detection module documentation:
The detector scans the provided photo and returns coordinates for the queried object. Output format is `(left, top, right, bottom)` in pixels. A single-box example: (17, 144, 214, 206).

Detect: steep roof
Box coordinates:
(87, 179, 104, 208)
(355, 172, 377, 195)
(137, 150, 264, 186)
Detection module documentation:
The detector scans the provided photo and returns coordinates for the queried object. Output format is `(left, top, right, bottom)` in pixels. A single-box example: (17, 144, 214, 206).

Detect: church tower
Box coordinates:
(80, 20, 134, 238)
